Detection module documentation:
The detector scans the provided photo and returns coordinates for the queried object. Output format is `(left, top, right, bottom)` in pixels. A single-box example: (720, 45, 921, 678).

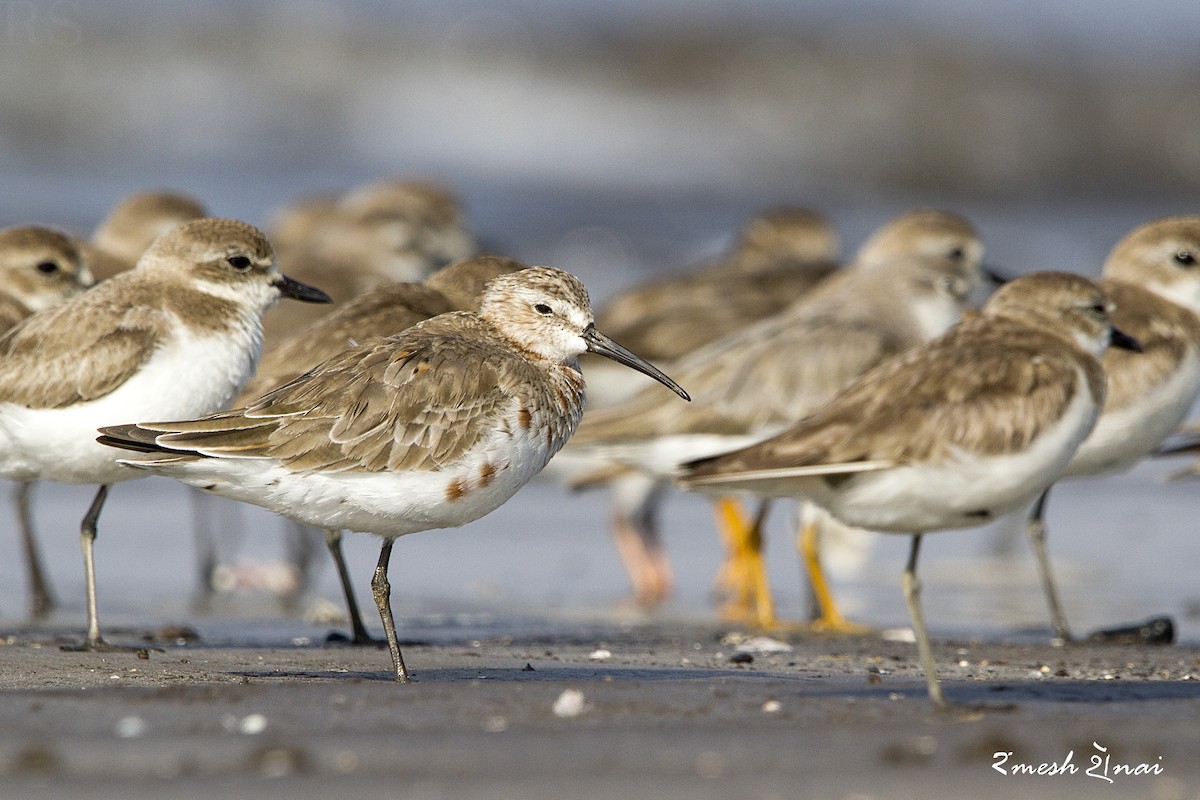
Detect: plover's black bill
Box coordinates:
(275, 274, 332, 303)
(1110, 325, 1142, 352)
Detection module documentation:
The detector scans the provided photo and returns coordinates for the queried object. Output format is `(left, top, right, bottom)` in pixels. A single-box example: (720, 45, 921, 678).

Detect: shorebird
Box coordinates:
(0, 218, 329, 649)
(566, 209, 985, 621)
(209, 254, 528, 641)
(1019, 216, 1200, 641)
(99, 266, 690, 682)
(0, 226, 95, 618)
(85, 190, 208, 281)
(9, 192, 204, 621)
(678, 272, 1141, 708)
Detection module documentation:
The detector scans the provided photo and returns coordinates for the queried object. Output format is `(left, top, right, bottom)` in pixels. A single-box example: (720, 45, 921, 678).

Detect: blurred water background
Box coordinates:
(0, 0, 1198, 643)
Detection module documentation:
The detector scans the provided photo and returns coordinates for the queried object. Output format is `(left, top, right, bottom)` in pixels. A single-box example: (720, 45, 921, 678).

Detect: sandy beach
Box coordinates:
(0, 617, 1197, 800)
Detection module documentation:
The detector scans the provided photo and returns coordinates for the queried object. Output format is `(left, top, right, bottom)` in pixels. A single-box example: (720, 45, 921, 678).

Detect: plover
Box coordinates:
(0, 226, 95, 618)
(0, 218, 329, 649)
(99, 267, 689, 682)
(678, 272, 1141, 708)
(566, 209, 985, 621)
(1021, 216, 1200, 641)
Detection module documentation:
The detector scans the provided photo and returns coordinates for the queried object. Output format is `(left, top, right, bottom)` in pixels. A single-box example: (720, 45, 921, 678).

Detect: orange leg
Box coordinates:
(712, 498, 778, 629)
(612, 513, 672, 607)
(712, 497, 755, 620)
(798, 513, 869, 634)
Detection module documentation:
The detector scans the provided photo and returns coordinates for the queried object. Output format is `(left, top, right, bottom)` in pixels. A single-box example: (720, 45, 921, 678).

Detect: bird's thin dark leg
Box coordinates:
(63, 485, 110, 651)
(901, 533, 947, 710)
(325, 528, 376, 644)
(370, 538, 409, 683)
(189, 490, 219, 612)
(15, 480, 56, 619)
(1024, 486, 1073, 642)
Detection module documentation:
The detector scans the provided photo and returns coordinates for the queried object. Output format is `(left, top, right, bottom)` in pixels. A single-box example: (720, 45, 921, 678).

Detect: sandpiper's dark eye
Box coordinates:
(1175, 250, 1195, 266)
(35, 261, 58, 274)
(534, 303, 553, 315)
(226, 255, 252, 271)
(1091, 303, 1106, 316)
(948, 247, 965, 261)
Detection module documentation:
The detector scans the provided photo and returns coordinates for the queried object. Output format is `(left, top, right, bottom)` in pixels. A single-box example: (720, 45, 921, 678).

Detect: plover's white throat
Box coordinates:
(678, 272, 1141, 709)
(0, 225, 95, 619)
(1021, 216, 1200, 641)
(0, 217, 330, 650)
(99, 266, 689, 683)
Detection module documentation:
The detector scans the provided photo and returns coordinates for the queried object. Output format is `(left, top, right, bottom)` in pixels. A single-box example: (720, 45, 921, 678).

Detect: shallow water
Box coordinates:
(1, 445, 1197, 646)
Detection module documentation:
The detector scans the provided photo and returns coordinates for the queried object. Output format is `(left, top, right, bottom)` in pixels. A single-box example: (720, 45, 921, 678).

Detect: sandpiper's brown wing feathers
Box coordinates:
(0, 285, 166, 409)
(683, 317, 1100, 482)
(119, 313, 555, 474)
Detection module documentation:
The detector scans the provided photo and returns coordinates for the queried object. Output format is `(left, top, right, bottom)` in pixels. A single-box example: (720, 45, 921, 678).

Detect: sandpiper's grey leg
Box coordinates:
(371, 538, 409, 683)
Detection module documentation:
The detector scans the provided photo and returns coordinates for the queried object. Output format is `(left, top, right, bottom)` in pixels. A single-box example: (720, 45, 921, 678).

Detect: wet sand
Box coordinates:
(0, 617, 1197, 800)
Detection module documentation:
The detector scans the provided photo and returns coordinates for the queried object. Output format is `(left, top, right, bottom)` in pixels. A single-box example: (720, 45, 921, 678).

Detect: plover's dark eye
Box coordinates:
(1175, 250, 1196, 266)
(1090, 303, 1106, 316)
(226, 255, 252, 271)
(35, 261, 59, 274)
(534, 303, 553, 315)
(948, 247, 965, 261)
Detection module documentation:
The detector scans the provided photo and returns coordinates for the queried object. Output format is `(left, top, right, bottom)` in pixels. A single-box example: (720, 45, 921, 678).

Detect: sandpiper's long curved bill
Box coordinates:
(274, 274, 333, 303)
(583, 325, 690, 401)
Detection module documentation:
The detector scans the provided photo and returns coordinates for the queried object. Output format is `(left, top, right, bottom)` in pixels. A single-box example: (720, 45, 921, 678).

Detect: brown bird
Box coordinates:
(678, 272, 1140, 709)
(200, 254, 528, 640)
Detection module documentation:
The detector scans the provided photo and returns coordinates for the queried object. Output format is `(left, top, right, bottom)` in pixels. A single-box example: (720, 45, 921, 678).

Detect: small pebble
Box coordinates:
(552, 688, 588, 718)
(733, 637, 793, 655)
(588, 649, 612, 661)
(761, 699, 782, 714)
(239, 714, 268, 735)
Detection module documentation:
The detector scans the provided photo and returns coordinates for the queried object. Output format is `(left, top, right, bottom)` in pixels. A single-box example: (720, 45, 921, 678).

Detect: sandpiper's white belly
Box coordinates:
(149, 423, 561, 538)
(1064, 349, 1200, 478)
(0, 323, 260, 484)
